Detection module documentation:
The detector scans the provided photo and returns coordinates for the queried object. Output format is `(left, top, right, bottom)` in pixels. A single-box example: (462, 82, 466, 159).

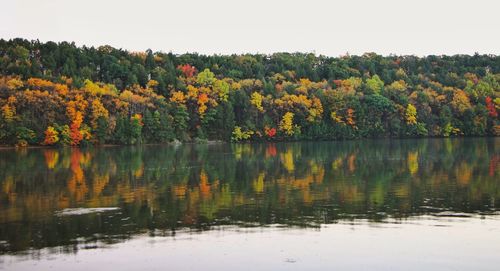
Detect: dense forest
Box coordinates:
(0, 38, 499, 146)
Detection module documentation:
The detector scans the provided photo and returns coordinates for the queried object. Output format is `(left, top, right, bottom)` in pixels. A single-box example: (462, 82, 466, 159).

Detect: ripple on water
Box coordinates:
(55, 207, 121, 216)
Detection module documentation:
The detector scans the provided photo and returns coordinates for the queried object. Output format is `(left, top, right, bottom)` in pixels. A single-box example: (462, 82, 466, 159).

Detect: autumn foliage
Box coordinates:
(265, 127, 277, 138)
(43, 126, 59, 145)
(178, 64, 197, 78)
(0, 40, 499, 146)
(486, 97, 498, 118)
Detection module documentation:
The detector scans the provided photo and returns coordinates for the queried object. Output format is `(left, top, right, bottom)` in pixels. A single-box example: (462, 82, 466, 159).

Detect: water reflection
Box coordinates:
(0, 138, 498, 253)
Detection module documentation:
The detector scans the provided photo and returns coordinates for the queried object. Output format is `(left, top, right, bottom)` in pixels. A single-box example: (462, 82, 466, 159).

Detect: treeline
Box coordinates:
(0, 38, 499, 146)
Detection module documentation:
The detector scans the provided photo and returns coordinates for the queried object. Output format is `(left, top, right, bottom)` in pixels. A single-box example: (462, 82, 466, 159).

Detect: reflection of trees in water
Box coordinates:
(0, 138, 499, 252)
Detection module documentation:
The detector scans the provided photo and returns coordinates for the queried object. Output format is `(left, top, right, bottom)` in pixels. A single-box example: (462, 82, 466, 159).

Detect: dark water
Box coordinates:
(0, 138, 499, 270)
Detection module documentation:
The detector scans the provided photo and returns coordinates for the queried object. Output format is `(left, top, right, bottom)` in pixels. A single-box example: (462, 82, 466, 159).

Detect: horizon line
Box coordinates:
(2, 37, 499, 59)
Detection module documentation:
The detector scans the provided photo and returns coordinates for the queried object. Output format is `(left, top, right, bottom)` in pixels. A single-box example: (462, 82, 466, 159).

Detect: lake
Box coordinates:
(0, 138, 499, 270)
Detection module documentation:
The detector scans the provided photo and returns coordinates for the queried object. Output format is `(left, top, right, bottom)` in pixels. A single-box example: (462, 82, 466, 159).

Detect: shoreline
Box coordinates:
(0, 136, 497, 150)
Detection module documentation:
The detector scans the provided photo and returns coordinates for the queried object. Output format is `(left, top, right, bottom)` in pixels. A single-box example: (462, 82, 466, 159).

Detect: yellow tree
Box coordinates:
(405, 104, 417, 125)
(91, 99, 109, 129)
(232, 126, 254, 141)
(170, 91, 187, 105)
(279, 112, 296, 136)
(307, 97, 323, 122)
(250, 92, 264, 112)
(450, 90, 472, 114)
(213, 79, 230, 102)
(6, 78, 23, 90)
(43, 126, 59, 145)
(1, 96, 16, 123)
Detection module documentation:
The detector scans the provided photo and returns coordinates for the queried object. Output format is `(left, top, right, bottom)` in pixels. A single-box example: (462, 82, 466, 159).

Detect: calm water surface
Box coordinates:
(0, 138, 499, 270)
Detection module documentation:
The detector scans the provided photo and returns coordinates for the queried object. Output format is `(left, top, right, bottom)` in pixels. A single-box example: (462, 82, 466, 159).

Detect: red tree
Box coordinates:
(177, 64, 197, 78)
(265, 127, 276, 138)
(486, 97, 498, 118)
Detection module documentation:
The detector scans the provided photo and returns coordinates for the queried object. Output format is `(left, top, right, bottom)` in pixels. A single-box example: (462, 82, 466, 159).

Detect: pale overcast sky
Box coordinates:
(1, 0, 499, 56)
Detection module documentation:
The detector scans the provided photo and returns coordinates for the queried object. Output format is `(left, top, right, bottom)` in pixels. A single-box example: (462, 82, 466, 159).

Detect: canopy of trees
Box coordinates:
(0, 38, 499, 146)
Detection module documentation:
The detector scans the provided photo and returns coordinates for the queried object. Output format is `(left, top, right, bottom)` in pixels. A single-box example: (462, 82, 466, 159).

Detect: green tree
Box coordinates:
(365, 75, 384, 94)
